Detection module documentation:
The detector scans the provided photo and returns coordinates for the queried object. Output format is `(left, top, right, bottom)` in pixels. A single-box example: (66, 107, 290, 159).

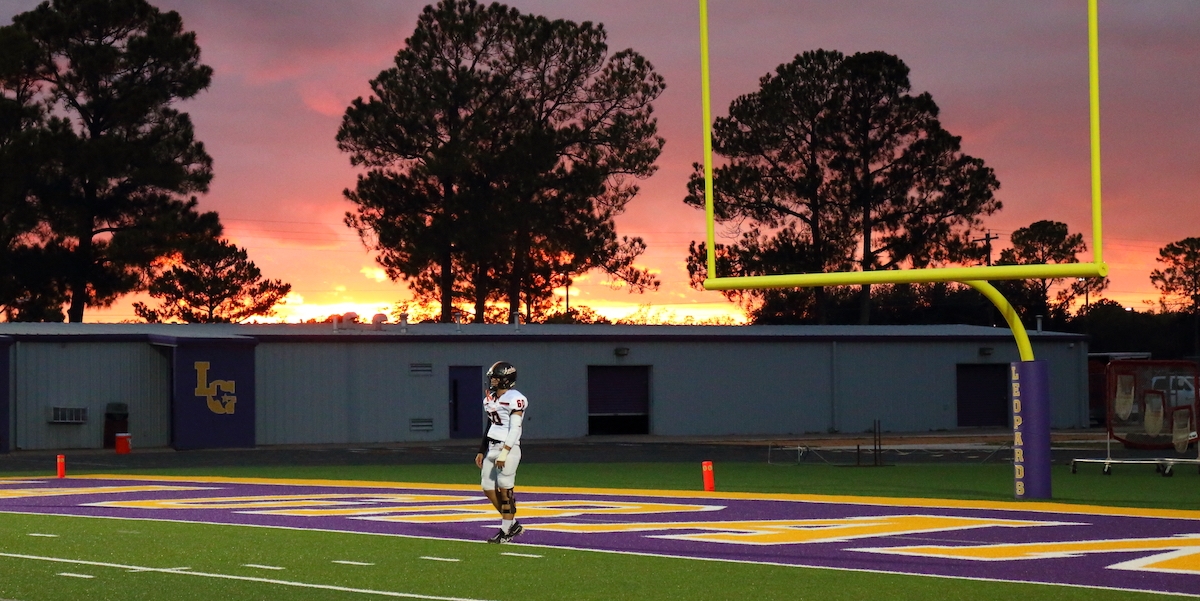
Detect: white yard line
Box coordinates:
(418, 557, 460, 563)
(333, 560, 375, 566)
(27, 533, 58, 538)
(0, 553, 495, 601)
(56, 573, 93, 579)
(499, 553, 542, 558)
(242, 564, 286, 570)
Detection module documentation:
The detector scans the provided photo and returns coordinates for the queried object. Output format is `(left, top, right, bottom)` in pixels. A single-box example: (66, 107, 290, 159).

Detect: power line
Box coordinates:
(971, 229, 999, 265)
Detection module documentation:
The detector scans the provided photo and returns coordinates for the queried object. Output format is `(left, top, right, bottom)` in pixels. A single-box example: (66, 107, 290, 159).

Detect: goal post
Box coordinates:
(696, 0, 1108, 291)
(695, 0, 1113, 499)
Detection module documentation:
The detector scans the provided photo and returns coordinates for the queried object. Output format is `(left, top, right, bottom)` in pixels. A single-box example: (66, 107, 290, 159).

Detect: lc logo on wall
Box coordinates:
(170, 342, 255, 450)
(195, 361, 236, 415)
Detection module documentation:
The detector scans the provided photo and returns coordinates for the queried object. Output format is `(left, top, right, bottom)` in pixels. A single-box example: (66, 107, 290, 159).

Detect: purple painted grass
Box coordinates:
(2, 477, 1197, 596)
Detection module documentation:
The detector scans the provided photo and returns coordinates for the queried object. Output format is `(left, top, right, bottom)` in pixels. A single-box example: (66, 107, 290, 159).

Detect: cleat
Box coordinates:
(487, 529, 506, 544)
(501, 521, 524, 542)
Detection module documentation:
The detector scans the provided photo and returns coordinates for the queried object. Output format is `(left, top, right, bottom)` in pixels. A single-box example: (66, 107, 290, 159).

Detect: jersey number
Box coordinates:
(486, 410, 502, 425)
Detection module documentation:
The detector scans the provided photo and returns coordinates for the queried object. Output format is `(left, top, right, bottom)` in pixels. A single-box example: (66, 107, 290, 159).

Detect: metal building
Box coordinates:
(0, 323, 1088, 452)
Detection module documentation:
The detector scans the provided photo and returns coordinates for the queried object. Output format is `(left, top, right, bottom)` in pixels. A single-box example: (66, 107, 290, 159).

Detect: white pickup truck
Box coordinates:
(1150, 375, 1197, 407)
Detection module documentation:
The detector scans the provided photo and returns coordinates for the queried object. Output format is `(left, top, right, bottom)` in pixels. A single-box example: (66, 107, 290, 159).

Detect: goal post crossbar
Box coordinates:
(697, 0, 1108, 292)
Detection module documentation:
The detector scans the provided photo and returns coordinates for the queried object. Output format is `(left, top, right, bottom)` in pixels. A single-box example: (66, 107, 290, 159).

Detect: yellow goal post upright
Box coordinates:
(696, 0, 1110, 499)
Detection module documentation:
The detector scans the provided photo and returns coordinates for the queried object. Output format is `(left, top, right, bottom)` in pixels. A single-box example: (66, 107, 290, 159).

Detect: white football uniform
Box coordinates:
(485, 389, 528, 443)
(481, 389, 527, 490)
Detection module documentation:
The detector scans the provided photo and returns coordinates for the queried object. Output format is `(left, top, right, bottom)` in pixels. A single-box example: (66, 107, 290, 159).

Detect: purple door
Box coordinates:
(449, 366, 483, 439)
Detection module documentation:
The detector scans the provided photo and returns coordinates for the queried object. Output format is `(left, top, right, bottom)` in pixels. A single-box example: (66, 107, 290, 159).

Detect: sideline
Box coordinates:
(0, 552, 494, 601)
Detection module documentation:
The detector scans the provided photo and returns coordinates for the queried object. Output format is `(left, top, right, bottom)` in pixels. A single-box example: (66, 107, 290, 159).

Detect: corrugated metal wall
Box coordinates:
(833, 341, 960, 432)
(255, 339, 596, 444)
(3, 328, 1090, 449)
(12, 342, 170, 450)
(255, 342, 445, 445)
(647, 341, 833, 436)
(252, 336, 1092, 445)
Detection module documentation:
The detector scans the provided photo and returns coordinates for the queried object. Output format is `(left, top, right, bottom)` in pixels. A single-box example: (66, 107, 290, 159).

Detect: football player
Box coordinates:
(475, 361, 527, 543)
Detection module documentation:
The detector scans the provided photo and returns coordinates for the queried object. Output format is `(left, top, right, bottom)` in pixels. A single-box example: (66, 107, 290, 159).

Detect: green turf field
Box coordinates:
(2, 462, 1196, 600)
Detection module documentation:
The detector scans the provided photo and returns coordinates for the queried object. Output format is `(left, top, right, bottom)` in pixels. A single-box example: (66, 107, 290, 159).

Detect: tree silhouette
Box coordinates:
(0, 23, 69, 321)
(686, 50, 1000, 324)
(2, 0, 219, 321)
(995, 220, 1103, 327)
(338, 0, 662, 324)
(542, 306, 611, 324)
(133, 238, 291, 323)
(686, 229, 832, 324)
(1150, 237, 1200, 356)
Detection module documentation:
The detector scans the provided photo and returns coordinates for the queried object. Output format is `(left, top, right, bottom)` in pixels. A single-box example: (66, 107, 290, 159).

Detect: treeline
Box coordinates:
(0, 0, 288, 323)
(749, 284, 1198, 360)
(2, 0, 1196, 349)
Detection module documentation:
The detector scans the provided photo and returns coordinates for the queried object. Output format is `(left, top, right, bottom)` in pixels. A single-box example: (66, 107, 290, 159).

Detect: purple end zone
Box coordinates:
(1, 477, 1198, 597)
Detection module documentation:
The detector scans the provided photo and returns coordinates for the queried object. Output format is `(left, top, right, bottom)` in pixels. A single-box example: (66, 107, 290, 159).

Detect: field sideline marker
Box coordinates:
(0, 552, 496, 601)
(242, 563, 286, 570)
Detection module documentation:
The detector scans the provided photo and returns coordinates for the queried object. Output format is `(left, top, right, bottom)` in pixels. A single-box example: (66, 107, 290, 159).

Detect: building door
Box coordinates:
(587, 366, 650, 435)
(0, 342, 8, 453)
(956, 364, 1009, 428)
(449, 366, 483, 439)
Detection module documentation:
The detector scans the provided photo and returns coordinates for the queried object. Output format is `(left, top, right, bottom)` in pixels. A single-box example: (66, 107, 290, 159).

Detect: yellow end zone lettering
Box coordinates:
(353, 501, 724, 523)
(83, 495, 724, 523)
(1108, 544, 1200, 576)
(854, 534, 1200, 576)
(87, 493, 478, 510)
(531, 515, 1068, 546)
(0, 486, 211, 500)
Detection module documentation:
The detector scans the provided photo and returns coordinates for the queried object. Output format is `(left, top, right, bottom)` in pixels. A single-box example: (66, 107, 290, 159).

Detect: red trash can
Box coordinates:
(115, 433, 132, 454)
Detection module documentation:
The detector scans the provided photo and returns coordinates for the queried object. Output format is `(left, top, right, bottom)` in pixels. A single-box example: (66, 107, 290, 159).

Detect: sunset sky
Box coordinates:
(4, 0, 1197, 324)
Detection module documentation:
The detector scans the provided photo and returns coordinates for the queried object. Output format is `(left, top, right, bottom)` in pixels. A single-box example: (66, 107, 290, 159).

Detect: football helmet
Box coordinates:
(486, 361, 517, 392)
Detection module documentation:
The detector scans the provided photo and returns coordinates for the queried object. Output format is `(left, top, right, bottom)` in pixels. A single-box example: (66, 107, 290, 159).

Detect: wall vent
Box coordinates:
(409, 418, 434, 432)
(48, 407, 88, 424)
(409, 363, 433, 376)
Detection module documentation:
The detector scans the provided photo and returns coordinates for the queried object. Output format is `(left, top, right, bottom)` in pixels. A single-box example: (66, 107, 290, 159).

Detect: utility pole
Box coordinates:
(972, 229, 1000, 327)
(973, 230, 999, 266)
